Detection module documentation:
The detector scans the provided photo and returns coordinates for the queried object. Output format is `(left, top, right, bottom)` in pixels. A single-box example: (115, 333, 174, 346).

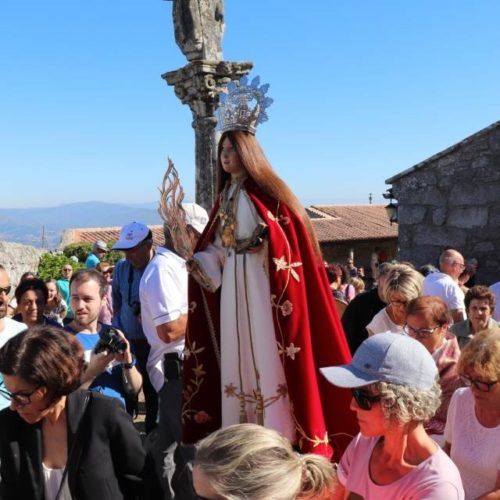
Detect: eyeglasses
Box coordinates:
(351, 388, 381, 411)
(460, 375, 498, 392)
(102, 270, 113, 275)
(453, 261, 466, 270)
(0, 286, 12, 296)
(0, 385, 41, 407)
(403, 324, 442, 338)
(62, 268, 72, 272)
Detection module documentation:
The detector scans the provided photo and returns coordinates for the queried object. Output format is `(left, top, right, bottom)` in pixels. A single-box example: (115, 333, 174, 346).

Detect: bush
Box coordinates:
(62, 242, 124, 266)
(37, 253, 84, 281)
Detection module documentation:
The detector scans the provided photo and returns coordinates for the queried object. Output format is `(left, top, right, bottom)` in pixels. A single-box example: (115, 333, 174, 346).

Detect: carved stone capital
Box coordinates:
(162, 60, 253, 111)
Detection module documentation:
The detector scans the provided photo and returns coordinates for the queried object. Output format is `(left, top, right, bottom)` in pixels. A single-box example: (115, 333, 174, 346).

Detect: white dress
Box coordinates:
(193, 183, 295, 441)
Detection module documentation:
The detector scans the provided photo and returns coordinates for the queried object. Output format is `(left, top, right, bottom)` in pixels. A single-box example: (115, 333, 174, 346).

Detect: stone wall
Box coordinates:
(0, 241, 45, 286)
(391, 124, 500, 285)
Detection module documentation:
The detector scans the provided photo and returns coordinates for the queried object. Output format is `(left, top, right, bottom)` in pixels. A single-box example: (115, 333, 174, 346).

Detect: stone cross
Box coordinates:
(163, 0, 252, 210)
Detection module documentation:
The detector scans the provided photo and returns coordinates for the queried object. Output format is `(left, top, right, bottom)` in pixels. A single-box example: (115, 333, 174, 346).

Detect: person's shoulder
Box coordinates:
(0, 407, 23, 433)
(450, 386, 470, 406)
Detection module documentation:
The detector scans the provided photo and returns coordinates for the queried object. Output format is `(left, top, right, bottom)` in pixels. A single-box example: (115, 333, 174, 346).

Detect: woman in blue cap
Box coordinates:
(321, 332, 464, 499)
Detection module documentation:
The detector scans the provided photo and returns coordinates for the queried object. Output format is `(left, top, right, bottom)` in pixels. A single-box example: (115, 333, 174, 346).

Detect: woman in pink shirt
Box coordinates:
(321, 332, 464, 499)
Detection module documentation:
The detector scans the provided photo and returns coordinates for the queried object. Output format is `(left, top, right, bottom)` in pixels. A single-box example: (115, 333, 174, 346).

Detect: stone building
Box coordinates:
(386, 120, 500, 285)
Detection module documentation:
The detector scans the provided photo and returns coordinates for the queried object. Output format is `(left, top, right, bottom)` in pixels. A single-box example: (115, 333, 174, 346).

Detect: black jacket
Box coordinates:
(0, 390, 146, 500)
(341, 287, 385, 355)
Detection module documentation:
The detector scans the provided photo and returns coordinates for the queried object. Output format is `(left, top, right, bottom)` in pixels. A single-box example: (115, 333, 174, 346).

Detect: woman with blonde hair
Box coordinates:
(366, 264, 423, 336)
(192, 423, 336, 500)
(444, 329, 500, 499)
(183, 77, 355, 459)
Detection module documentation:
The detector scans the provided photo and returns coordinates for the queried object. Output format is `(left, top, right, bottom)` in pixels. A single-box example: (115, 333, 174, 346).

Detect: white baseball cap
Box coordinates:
(183, 203, 209, 234)
(112, 222, 151, 250)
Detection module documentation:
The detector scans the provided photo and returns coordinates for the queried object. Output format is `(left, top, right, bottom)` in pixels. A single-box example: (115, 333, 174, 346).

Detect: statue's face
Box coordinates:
(220, 137, 244, 177)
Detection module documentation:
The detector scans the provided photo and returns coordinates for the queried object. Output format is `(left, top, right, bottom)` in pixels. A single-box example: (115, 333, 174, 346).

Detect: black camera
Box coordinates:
(94, 326, 127, 355)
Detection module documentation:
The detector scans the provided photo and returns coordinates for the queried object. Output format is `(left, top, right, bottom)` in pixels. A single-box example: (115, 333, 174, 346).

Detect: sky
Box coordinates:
(1, 1, 499, 209)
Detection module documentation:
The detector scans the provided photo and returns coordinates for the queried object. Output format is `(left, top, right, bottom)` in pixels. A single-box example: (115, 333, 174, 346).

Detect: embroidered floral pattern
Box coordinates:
(271, 295, 294, 317)
(277, 341, 301, 360)
(273, 256, 302, 282)
(189, 301, 197, 313)
(193, 411, 210, 424)
(224, 383, 288, 410)
(181, 341, 208, 424)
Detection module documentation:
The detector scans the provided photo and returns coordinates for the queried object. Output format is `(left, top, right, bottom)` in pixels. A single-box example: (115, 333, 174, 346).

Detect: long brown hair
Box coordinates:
(216, 130, 321, 258)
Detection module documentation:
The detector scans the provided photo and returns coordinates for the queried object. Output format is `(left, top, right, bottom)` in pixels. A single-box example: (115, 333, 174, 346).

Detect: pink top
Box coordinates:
(338, 433, 464, 499)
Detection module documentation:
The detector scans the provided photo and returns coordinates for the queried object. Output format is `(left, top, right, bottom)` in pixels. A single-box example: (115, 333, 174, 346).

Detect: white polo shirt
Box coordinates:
(139, 247, 187, 393)
(423, 272, 466, 321)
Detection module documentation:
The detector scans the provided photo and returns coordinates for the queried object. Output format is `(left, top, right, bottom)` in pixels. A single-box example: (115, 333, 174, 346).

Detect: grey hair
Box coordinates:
(194, 424, 336, 500)
(439, 249, 462, 267)
(375, 380, 441, 425)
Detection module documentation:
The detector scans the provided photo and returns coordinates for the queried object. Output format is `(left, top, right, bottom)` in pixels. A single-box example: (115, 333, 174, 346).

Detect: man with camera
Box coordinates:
(139, 203, 208, 499)
(65, 269, 142, 406)
(112, 221, 158, 433)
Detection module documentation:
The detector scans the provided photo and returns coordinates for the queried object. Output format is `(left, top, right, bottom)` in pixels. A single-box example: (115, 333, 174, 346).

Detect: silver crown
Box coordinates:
(217, 75, 274, 134)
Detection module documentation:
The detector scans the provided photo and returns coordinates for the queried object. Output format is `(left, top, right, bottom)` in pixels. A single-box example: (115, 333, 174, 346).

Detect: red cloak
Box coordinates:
(182, 180, 357, 459)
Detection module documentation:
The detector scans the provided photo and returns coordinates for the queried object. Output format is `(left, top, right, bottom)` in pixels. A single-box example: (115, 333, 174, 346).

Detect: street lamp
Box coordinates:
(383, 189, 398, 224)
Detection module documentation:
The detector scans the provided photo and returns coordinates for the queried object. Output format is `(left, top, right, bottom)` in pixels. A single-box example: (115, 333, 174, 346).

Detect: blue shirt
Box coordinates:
(56, 277, 73, 319)
(112, 258, 147, 341)
(85, 253, 100, 269)
(72, 328, 126, 407)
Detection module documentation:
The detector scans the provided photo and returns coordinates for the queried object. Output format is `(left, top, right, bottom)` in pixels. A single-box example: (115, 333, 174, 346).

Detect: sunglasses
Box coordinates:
(0, 286, 12, 295)
(0, 385, 41, 407)
(102, 270, 113, 275)
(351, 388, 381, 411)
(460, 375, 498, 393)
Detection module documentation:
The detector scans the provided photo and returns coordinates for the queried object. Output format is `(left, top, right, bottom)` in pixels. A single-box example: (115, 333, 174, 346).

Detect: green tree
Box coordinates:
(62, 242, 124, 266)
(37, 253, 84, 281)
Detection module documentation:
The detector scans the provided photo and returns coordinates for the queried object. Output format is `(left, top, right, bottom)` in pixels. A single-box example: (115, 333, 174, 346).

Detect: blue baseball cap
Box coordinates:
(320, 332, 438, 391)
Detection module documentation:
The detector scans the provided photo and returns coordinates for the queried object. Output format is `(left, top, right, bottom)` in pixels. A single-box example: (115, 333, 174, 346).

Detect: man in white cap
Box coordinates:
(139, 203, 208, 499)
(85, 240, 108, 269)
(112, 222, 158, 434)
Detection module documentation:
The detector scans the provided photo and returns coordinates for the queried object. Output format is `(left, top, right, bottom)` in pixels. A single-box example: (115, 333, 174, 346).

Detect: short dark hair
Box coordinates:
(70, 268, 108, 299)
(14, 278, 49, 304)
(465, 285, 495, 313)
(0, 326, 84, 401)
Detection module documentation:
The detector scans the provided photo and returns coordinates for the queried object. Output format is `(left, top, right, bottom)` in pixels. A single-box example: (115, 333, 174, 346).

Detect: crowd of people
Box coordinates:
(0, 76, 499, 500)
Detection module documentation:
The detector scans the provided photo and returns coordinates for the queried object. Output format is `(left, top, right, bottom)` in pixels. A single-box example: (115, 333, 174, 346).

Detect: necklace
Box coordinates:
(218, 177, 245, 248)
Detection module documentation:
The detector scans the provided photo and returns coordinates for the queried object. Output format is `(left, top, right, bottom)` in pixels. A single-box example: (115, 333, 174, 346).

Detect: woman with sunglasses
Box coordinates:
(0, 325, 146, 500)
(366, 264, 423, 336)
(404, 296, 462, 444)
(321, 332, 464, 499)
(444, 329, 500, 499)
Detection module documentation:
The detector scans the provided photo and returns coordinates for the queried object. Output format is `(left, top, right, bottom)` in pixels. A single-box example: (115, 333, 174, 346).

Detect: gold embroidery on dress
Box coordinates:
(224, 382, 289, 425)
(181, 340, 208, 424)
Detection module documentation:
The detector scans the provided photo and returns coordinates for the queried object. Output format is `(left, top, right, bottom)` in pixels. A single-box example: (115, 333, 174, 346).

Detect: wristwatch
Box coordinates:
(122, 356, 136, 370)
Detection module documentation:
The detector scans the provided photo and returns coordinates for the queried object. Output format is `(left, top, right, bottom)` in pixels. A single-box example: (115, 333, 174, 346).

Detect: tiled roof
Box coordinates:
(309, 205, 397, 243)
(60, 226, 165, 248)
(61, 205, 397, 247)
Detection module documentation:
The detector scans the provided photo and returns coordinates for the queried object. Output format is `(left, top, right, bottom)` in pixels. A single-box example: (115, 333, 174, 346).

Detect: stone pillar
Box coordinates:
(163, 61, 252, 210)
(164, 0, 253, 210)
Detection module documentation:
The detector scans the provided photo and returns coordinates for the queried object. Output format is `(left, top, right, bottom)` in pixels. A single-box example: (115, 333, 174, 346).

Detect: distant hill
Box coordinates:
(0, 202, 162, 249)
